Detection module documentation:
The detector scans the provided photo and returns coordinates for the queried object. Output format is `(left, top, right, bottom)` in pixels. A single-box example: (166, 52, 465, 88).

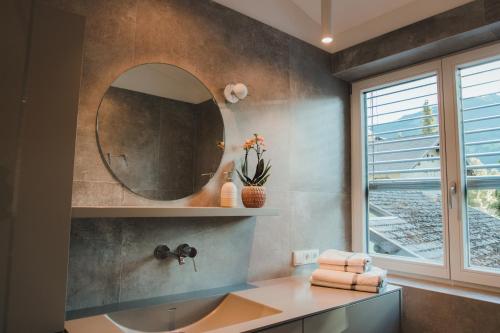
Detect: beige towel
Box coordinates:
(319, 263, 371, 274)
(317, 249, 371, 267)
(310, 278, 386, 293)
(311, 266, 386, 287)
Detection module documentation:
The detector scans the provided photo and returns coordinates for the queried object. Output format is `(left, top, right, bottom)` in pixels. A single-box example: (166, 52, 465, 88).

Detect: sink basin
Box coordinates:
(105, 293, 281, 333)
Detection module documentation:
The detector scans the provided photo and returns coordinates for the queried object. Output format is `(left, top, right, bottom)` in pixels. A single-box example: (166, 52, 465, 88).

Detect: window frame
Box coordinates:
(442, 43, 500, 288)
(351, 60, 451, 279)
(352, 44, 500, 288)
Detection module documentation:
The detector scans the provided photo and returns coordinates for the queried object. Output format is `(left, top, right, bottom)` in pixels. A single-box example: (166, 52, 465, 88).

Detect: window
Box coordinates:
(366, 74, 445, 265)
(457, 59, 500, 272)
(352, 44, 500, 287)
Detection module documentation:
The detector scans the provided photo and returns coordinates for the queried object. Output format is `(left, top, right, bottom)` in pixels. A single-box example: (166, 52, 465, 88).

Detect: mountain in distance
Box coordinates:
(371, 94, 500, 164)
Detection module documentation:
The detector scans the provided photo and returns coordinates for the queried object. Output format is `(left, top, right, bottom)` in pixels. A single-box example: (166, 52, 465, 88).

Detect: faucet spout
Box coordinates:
(176, 244, 197, 259)
(175, 244, 198, 271)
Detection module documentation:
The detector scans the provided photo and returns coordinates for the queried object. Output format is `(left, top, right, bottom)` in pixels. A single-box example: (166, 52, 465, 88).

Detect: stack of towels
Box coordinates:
(310, 249, 386, 293)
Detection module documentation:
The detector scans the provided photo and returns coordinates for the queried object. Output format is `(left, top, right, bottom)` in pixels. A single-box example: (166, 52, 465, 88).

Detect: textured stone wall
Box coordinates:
(401, 286, 500, 332)
(68, 217, 255, 311)
(42, 0, 351, 311)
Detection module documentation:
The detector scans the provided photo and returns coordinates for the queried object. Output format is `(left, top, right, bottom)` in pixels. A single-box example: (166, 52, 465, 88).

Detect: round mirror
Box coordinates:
(96, 64, 224, 200)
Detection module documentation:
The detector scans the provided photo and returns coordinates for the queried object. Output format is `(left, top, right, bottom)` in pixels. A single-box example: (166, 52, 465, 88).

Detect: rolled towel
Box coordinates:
(317, 249, 371, 267)
(311, 266, 386, 287)
(319, 263, 372, 274)
(310, 277, 386, 293)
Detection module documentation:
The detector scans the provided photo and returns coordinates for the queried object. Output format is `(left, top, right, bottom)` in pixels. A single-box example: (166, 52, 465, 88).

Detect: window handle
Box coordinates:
(448, 181, 457, 209)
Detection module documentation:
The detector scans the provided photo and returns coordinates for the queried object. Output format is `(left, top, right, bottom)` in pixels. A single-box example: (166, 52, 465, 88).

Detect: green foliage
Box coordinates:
(488, 190, 500, 216)
(421, 100, 437, 135)
(466, 159, 500, 216)
(236, 157, 272, 186)
(487, 159, 500, 216)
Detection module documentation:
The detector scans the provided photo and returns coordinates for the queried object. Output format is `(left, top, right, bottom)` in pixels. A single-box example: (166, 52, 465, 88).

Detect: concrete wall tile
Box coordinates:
(401, 286, 500, 333)
(290, 192, 350, 254)
(71, 181, 123, 206)
(41, 0, 351, 311)
(73, 133, 118, 183)
(248, 190, 293, 281)
(288, 39, 350, 194)
(118, 217, 255, 302)
(66, 219, 122, 311)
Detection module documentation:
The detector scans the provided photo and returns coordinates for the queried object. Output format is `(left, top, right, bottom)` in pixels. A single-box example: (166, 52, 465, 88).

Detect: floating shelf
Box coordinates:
(71, 206, 280, 218)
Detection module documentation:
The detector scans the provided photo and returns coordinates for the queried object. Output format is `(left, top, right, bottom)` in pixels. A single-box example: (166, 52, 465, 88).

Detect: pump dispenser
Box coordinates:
(220, 170, 237, 208)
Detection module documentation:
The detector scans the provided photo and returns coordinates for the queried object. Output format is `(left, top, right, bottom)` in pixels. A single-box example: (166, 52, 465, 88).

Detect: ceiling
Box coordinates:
(213, 0, 473, 53)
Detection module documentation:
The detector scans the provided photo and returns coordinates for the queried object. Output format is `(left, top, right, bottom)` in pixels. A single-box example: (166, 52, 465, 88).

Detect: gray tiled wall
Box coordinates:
(67, 217, 255, 311)
(42, 0, 351, 310)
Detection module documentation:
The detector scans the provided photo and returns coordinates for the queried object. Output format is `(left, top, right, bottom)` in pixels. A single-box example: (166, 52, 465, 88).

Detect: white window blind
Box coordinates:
(367, 75, 441, 189)
(457, 58, 500, 271)
(365, 74, 446, 264)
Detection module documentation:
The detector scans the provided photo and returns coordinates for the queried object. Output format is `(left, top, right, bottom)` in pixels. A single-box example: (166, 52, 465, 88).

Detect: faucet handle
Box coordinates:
(154, 245, 171, 260)
(177, 244, 197, 258)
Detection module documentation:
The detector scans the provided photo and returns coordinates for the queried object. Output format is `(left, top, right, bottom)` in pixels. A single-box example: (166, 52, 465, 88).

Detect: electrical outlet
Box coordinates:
(292, 249, 320, 266)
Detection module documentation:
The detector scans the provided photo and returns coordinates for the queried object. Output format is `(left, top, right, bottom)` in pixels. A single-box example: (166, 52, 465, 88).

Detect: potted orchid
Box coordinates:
(236, 133, 271, 208)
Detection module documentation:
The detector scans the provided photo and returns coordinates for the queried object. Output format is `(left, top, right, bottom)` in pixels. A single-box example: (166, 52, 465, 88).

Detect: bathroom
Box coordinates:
(1, 0, 499, 332)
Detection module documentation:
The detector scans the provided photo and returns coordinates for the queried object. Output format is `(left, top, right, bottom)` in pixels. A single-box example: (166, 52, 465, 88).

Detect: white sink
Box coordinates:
(105, 293, 281, 333)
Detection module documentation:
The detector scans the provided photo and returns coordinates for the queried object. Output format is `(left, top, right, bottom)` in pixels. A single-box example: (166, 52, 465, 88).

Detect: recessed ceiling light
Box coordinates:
(322, 36, 333, 44)
(321, 0, 333, 44)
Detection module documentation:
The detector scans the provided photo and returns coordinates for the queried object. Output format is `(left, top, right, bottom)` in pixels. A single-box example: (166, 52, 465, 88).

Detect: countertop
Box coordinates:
(65, 275, 401, 333)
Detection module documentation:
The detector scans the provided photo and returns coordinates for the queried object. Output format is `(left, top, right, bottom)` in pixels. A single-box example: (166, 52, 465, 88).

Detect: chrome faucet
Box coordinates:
(153, 243, 198, 272)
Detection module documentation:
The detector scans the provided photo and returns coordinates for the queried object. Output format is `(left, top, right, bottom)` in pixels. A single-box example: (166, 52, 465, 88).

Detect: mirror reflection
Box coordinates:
(97, 64, 224, 200)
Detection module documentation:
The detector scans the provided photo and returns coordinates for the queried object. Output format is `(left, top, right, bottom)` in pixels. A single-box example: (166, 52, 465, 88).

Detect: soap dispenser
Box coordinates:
(220, 170, 237, 208)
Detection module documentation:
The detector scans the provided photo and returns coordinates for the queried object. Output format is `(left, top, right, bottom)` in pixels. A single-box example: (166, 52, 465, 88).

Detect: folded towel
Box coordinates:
(319, 263, 372, 274)
(311, 266, 386, 287)
(317, 249, 371, 267)
(310, 278, 386, 293)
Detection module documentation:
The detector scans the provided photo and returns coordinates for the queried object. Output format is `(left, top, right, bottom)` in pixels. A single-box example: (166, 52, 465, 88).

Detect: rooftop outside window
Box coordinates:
(457, 58, 500, 271)
(365, 74, 445, 264)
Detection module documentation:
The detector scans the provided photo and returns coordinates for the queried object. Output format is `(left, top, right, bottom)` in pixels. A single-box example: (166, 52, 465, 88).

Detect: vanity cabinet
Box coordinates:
(257, 320, 303, 333)
(256, 290, 400, 333)
(303, 290, 400, 333)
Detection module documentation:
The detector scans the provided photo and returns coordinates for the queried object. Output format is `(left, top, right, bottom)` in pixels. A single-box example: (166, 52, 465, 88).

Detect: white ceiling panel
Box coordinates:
(213, 0, 473, 53)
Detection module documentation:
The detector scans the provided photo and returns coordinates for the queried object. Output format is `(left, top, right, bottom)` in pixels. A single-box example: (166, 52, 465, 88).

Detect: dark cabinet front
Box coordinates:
(303, 291, 401, 333)
(257, 320, 303, 333)
(255, 290, 401, 333)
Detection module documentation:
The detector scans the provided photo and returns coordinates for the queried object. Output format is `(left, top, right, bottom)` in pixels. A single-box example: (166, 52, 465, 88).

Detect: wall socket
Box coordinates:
(292, 249, 320, 266)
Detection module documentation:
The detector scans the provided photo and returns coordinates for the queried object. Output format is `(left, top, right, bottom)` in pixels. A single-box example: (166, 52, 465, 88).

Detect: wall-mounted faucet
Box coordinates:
(154, 243, 198, 272)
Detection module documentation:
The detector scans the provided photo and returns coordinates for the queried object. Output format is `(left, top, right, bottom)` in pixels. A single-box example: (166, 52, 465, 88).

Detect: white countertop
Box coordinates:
(65, 275, 400, 333)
